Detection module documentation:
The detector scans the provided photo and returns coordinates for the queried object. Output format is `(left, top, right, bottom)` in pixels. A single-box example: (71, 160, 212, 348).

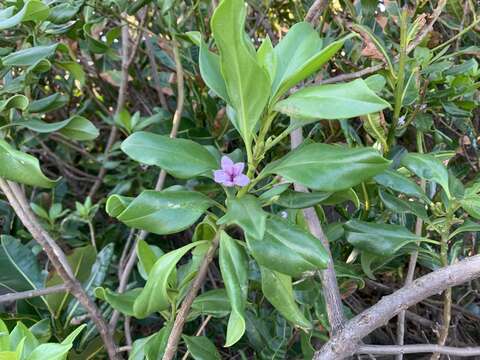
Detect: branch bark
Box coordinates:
(357, 344, 480, 357)
(0, 285, 67, 304)
(314, 254, 480, 360)
(0, 179, 119, 360)
(162, 236, 220, 360)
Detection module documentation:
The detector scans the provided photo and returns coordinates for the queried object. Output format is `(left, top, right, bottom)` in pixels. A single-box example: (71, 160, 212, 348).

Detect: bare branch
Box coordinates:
(314, 255, 480, 360)
(0, 285, 67, 304)
(304, 0, 328, 25)
(357, 344, 480, 357)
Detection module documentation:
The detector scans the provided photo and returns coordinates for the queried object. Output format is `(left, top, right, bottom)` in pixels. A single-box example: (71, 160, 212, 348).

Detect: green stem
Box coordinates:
(387, 8, 408, 149)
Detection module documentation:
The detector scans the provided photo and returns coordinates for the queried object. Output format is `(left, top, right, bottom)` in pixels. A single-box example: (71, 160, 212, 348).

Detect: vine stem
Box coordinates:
(0, 179, 119, 359)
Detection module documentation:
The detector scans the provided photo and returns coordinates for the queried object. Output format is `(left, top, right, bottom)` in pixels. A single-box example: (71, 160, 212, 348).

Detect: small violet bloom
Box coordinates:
(214, 156, 250, 187)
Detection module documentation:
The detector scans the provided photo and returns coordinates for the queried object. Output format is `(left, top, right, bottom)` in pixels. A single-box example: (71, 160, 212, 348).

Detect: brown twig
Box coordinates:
(0, 284, 67, 304)
(314, 254, 480, 360)
(0, 179, 118, 359)
(304, 0, 328, 25)
(162, 236, 220, 360)
(145, 34, 170, 111)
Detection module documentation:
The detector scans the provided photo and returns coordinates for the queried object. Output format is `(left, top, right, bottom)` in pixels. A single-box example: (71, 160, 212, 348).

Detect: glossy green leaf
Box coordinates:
(400, 153, 451, 198)
(0, 1, 49, 31)
(345, 220, 425, 256)
(260, 266, 311, 329)
(261, 143, 390, 192)
(247, 216, 328, 276)
(121, 132, 217, 178)
(379, 190, 428, 220)
(187, 31, 228, 101)
(133, 241, 206, 318)
(0, 319, 9, 351)
(137, 240, 163, 278)
(182, 336, 221, 360)
(95, 287, 142, 317)
(218, 195, 267, 241)
(461, 195, 480, 219)
(274, 79, 390, 120)
(190, 289, 231, 319)
(26, 325, 85, 360)
(10, 322, 38, 358)
(211, 0, 270, 148)
(219, 231, 248, 347)
(257, 35, 276, 81)
(28, 94, 68, 113)
(18, 116, 99, 141)
(0, 95, 29, 112)
(0, 236, 44, 295)
(271, 23, 352, 101)
(449, 220, 480, 239)
(2, 44, 65, 67)
(274, 190, 332, 208)
(108, 190, 213, 235)
(105, 195, 132, 217)
(374, 169, 427, 199)
(56, 61, 86, 87)
(129, 326, 170, 360)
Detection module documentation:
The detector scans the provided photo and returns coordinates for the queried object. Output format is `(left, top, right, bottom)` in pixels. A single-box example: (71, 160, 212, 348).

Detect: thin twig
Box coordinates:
(162, 236, 220, 360)
(145, 33, 170, 111)
(181, 315, 213, 360)
(304, 0, 328, 25)
(0, 284, 67, 304)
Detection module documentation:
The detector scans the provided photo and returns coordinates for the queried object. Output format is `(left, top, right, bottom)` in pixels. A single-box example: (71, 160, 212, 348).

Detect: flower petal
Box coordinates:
(232, 162, 245, 176)
(221, 156, 234, 173)
(214, 170, 229, 184)
(234, 174, 250, 187)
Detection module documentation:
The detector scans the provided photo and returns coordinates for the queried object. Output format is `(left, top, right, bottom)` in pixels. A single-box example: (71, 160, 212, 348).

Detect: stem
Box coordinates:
(431, 232, 452, 360)
(358, 344, 480, 357)
(162, 235, 220, 360)
(396, 131, 426, 360)
(387, 8, 408, 149)
(0, 285, 67, 304)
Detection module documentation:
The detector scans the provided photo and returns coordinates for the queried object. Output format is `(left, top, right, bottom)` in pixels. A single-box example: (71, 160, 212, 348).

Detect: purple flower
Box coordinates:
(214, 156, 250, 187)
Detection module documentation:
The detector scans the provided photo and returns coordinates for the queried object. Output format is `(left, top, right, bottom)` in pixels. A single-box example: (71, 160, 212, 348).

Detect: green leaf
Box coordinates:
(94, 287, 142, 317)
(190, 289, 231, 319)
(274, 79, 390, 120)
(10, 322, 38, 358)
(247, 216, 328, 276)
(271, 23, 352, 101)
(2, 44, 65, 68)
(461, 194, 480, 220)
(374, 169, 427, 199)
(108, 190, 213, 235)
(121, 132, 218, 178)
(133, 241, 206, 318)
(56, 61, 86, 87)
(379, 190, 428, 220)
(211, 0, 270, 149)
(400, 153, 451, 198)
(0, 319, 9, 351)
(274, 190, 332, 208)
(182, 336, 221, 360)
(0, 1, 49, 31)
(449, 220, 480, 239)
(19, 116, 99, 141)
(260, 143, 390, 192)
(137, 240, 163, 278)
(219, 231, 248, 347)
(129, 326, 170, 360)
(218, 195, 267, 241)
(0, 139, 58, 188)
(345, 220, 424, 256)
(28, 94, 68, 113)
(0, 95, 29, 112)
(257, 35, 276, 82)
(186, 32, 228, 101)
(260, 266, 312, 329)
(0, 236, 44, 294)
(105, 195, 132, 218)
